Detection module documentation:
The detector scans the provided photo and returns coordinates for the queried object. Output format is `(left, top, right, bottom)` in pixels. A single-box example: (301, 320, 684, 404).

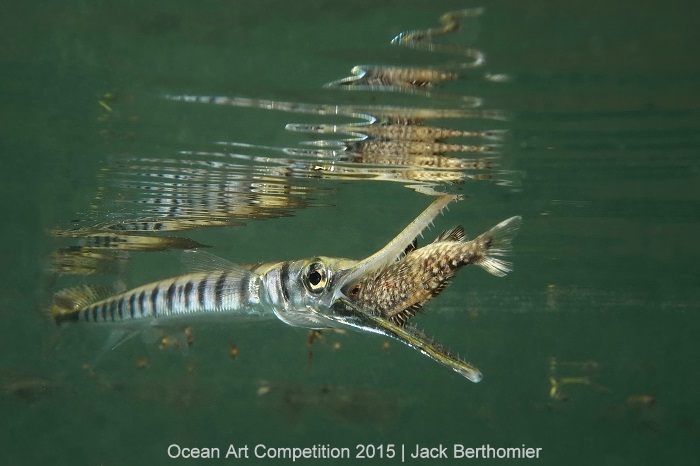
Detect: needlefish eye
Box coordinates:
(303, 261, 328, 294)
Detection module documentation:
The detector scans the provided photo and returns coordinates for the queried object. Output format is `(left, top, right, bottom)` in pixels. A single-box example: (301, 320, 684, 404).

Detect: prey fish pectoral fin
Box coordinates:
(335, 298, 482, 383)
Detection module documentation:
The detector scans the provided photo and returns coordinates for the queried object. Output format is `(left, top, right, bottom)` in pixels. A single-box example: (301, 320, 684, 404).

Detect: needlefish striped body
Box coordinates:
(49, 195, 521, 382)
(50, 259, 355, 328)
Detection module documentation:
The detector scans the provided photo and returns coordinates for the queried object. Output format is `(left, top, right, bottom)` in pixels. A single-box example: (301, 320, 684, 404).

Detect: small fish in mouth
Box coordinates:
(331, 201, 520, 382)
(347, 217, 522, 326)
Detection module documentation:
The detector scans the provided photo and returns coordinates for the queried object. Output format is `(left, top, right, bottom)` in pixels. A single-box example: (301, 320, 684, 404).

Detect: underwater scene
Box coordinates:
(1, 1, 698, 464)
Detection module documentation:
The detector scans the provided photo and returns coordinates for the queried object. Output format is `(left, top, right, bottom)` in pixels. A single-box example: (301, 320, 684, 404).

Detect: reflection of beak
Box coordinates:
(324, 66, 368, 88)
(323, 75, 363, 88)
(335, 298, 482, 383)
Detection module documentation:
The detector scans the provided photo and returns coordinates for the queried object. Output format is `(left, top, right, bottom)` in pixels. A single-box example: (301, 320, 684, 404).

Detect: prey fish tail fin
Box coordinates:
(48, 285, 113, 324)
(473, 216, 522, 277)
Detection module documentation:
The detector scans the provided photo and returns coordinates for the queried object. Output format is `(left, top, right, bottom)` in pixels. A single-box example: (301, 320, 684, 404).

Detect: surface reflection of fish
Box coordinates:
(48, 196, 518, 382)
(327, 8, 486, 93)
(75, 217, 236, 233)
(346, 153, 493, 171)
(288, 122, 503, 143)
(347, 140, 494, 156)
(327, 65, 460, 90)
(48, 247, 126, 276)
(257, 381, 399, 425)
(74, 233, 207, 252)
(104, 155, 313, 226)
(391, 8, 485, 52)
(48, 161, 312, 269)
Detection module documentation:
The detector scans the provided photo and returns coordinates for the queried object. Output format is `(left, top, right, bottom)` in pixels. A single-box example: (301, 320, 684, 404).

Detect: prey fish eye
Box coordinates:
(304, 261, 327, 293)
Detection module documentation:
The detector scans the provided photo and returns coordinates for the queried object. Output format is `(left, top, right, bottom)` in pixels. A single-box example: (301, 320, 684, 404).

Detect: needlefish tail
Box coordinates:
(49, 269, 265, 325)
(336, 298, 483, 382)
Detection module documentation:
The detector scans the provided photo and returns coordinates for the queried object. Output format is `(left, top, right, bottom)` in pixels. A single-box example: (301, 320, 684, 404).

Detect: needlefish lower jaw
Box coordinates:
(334, 298, 483, 383)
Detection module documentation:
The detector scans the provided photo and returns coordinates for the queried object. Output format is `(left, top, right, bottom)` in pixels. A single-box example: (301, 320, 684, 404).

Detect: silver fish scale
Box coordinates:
(82, 271, 267, 323)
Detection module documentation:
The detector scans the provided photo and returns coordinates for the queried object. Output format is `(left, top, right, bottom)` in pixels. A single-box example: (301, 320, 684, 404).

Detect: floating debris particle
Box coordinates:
(626, 394, 656, 408)
(135, 357, 149, 369)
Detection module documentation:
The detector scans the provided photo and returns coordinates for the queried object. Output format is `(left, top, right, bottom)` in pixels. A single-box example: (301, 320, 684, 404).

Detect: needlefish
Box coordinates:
(49, 195, 521, 382)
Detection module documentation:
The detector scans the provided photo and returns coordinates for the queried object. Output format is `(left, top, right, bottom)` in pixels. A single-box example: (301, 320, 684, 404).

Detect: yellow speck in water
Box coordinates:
(548, 356, 606, 400)
(626, 394, 655, 407)
(159, 337, 168, 350)
(98, 100, 113, 112)
(257, 385, 271, 396)
(135, 357, 149, 369)
(307, 330, 323, 346)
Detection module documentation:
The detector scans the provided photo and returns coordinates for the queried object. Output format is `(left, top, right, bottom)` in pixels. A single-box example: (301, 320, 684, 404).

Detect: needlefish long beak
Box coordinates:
(335, 298, 483, 383)
(317, 194, 483, 382)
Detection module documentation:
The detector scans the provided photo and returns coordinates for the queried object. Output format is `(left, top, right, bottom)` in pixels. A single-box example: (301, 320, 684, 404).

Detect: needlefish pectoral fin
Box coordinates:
(334, 298, 483, 383)
(92, 329, 139, 366)
(180, 249, 243, 273)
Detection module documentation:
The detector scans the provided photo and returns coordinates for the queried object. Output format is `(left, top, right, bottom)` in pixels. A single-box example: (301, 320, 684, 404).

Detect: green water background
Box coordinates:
(1, 0, 699, 464)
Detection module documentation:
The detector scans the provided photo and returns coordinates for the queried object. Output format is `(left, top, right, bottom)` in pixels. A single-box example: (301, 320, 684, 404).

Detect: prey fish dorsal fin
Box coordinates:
(49, 285, 113, 324)
(434, 225, 466, 243)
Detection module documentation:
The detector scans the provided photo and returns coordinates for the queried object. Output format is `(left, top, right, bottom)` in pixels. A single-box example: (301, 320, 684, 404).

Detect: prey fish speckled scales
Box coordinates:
(349, 216, 521, 326)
